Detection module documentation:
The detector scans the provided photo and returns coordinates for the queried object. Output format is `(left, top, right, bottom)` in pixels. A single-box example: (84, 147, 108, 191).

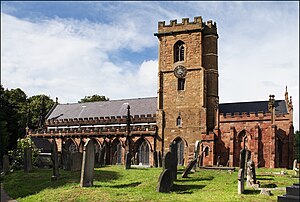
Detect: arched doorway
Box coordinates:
(138, 140, 150, 165)
(111, 139, 122, 165)
(172, 137, 185, 166)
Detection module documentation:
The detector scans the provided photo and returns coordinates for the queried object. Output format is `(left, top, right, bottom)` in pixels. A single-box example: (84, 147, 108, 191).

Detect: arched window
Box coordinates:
(178, 78, 185, 91)
(138, 141, 149, 165)
(174, 41, 185, 63)
(176, 116, 182, 127)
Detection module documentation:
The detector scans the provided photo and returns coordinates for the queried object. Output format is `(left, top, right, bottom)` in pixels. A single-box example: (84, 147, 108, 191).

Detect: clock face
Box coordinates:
(174, 65, 187, 78)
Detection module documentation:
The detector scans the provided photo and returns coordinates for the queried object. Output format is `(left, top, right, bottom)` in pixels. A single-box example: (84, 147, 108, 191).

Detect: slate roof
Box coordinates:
(47, 97, 157, 120)
(47, 97, 288, 120)
(219, 100, 288, 115)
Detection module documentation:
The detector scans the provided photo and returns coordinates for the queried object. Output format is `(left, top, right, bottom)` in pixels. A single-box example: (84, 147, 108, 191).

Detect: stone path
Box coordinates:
(1, 183, 17, 202)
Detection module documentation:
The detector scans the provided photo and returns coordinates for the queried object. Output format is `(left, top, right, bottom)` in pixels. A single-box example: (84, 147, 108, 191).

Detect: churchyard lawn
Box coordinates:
(2, 166, 298, 202)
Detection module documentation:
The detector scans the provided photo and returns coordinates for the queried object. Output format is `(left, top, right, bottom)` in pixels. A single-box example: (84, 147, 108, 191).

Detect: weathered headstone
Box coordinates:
(182, 158, 197, 178)
(246, 160, 257, 187)
(3, 155, 10, 175)
(51, 139, 59, 180)
(156, 169, 172, 193)
(99, 147, 105, 166)
(125, 152, 132, 169)
(245, 150, 251, 169)
(238, 168, 245, 194)
(62, 148, 71, 170)
(163, 151, 172, 170)
(80, 139, 95, 187)
(24, 147, 33, 172)
(153, 151, 158, 168)
(71, 152, 82, 171)
(193, 140, 201, 170)
(158, 151, 162, 167)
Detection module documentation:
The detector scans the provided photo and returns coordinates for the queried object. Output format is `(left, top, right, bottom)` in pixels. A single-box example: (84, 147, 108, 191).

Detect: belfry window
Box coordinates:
(174, 41, 185, 63)
(178, 78, 185, 91)
(176, 116, 182, 127)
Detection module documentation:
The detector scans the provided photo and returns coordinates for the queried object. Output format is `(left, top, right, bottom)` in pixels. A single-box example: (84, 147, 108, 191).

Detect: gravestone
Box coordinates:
(216, 156, 220, 167)
(245, 150, 251, 169)
(238, 168, 245, 194)
(163, 151, 172, 170)
(125, 152, 132, 169)
(293, 159, 299, 176)
(51, 139, 59, 180)
(80, 139, 95, 187)
(153, 151, 158, 168)
(193, 140, 201, 170)
(134, 152, 139, 165)
(24, 147, 33, 172)
(62, 149, 71, 170)
(158, 151, 162, 167)
(71, 152, 82, 171)
(156, 169, 172, 193)
(182, 158, 197, 178)
(3, 155, 10, 175)
(239, 149, 246, 170)
(246, 160, 257, 187)
(169, 143, 177, 181)
(99, 147, 105, 166)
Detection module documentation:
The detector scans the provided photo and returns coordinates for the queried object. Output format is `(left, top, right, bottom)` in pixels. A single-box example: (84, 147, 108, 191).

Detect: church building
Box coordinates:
(30, 16, 294, 169)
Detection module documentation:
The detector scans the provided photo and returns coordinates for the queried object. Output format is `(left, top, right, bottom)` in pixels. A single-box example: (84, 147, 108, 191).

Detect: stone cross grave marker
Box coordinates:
(238, 168, 245, 194)
(182, 158, 197, 178)
(156, 169, 172, 193)
(80, 139, 95, 187)
(24, 147, 33, 172)
(51, 139, 59, 180)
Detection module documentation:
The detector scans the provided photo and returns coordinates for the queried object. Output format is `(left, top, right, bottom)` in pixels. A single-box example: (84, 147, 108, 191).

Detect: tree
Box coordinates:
(27, 95, 55, 129)
(78, 94, 109, 103)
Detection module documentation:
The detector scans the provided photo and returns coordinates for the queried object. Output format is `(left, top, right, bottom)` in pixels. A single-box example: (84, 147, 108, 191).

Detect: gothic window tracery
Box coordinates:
(174, 40, 185, 63)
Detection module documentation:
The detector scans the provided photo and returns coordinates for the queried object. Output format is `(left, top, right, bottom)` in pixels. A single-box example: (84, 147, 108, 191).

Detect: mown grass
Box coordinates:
(3, 166, 299, 202)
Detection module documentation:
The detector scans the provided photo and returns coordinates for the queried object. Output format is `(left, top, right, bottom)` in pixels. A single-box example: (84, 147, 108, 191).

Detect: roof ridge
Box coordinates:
(219, 100, 285, 105)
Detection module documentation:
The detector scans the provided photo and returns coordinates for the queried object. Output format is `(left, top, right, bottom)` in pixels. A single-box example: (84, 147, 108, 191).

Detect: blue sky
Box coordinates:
(1, 1, 299, 130)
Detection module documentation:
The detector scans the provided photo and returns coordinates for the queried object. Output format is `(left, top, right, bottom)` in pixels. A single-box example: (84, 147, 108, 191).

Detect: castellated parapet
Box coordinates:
(155, 16, 217, 36)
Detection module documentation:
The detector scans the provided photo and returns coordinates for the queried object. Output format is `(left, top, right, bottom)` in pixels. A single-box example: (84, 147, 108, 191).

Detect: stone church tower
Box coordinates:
(154, 16, 219, 165)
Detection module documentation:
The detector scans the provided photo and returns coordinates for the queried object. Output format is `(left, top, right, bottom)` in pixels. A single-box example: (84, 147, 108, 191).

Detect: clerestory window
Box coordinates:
(174, 41, 185, 63)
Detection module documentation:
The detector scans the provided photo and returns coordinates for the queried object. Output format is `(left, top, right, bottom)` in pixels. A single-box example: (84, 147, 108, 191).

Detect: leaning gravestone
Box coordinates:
(156, 169, 172, 193)
(51, 139, 59, 180)
(24, 147, 33, 172)
(3, 155, 10, 175)
(238, 168, 245, 194)
(182, 158, 197, 178)
(80, 139, 95, 187)
(125, 152, 132, 169)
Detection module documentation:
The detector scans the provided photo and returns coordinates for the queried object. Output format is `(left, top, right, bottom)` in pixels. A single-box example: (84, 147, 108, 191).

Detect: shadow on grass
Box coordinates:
(4, 168, 120, 199)
(171, 184, 205, 194)
(94, 181, 142, 188)
(243, 190, 261, 195)
(260, 183, 277, 188)
(180, 176, 214, 182)
(256, 177, 274, 181)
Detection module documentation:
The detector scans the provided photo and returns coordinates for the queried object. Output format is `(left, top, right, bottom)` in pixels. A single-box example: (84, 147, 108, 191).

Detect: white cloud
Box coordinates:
(1, 2, 299, 130)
